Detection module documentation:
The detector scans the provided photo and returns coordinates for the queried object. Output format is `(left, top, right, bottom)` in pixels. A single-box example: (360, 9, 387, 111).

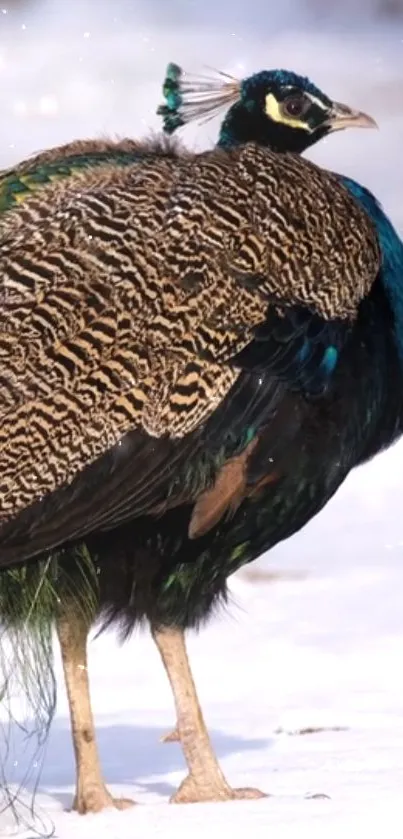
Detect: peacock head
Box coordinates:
(157, 63, 377, 153)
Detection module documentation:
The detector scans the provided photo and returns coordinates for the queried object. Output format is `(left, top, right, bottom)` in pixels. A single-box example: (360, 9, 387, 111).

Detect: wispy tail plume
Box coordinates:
(0, 558, 56, 837)
(0, 546, 99, 836)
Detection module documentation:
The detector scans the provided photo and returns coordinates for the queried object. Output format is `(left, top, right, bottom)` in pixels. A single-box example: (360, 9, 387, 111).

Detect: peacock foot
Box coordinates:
(160, 726, 180, 743)
(170, 773, 267, 804)
(72, 785, 136, 814)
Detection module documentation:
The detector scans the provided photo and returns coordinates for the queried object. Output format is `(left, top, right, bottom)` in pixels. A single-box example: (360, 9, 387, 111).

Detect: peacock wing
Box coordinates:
(0, 143, 380, 564)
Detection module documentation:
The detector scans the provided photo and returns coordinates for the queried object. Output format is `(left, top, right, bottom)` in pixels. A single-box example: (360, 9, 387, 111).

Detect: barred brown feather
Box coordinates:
(0, 140, 380, 524)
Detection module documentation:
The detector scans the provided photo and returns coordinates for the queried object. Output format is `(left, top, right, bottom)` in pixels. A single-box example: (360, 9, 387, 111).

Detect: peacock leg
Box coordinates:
(152, 625, 266, 803)
(56, 612, 135, 814)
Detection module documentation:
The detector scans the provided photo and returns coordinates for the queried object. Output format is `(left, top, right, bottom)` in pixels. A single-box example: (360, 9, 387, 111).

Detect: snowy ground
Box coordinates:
(1, 1, 403, 837)
(5, 491, 403, 838)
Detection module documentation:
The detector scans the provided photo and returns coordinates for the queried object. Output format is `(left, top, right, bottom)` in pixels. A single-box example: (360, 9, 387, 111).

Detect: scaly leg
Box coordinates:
(152, 625, 266, 803)
(56, 612, 135, 814)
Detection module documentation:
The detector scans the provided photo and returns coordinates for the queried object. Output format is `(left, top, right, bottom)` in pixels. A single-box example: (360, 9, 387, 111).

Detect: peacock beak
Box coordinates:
(326, 101, 378, 132)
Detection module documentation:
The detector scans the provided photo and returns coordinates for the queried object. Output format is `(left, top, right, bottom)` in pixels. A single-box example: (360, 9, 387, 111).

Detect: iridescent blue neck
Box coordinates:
(217, 103, 275, 150)
(341, 176, 403, 365)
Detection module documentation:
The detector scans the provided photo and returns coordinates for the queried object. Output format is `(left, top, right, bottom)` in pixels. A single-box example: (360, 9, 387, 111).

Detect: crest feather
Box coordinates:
(157, 62, 240, 135)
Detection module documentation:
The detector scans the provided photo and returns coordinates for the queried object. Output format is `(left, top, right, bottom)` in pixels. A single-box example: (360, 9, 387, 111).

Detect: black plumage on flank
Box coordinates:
(0, 64, 401, 816)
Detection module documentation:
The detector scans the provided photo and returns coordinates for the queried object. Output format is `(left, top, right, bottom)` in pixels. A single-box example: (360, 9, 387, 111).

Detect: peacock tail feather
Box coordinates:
(0, 544, 99, 832)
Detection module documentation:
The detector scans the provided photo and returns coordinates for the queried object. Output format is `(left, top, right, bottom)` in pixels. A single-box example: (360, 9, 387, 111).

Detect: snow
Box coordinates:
(1, 1, 403, 837)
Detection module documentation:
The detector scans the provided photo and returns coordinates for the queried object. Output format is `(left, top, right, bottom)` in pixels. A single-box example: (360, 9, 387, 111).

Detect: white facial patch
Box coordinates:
(264, 90, 328, 132)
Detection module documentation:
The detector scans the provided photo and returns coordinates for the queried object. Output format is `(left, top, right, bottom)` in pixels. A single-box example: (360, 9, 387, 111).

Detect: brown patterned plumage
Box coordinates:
(0, 139, 379, 544)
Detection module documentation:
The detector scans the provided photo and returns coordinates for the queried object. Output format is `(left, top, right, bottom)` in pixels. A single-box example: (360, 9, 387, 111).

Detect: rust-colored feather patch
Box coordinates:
(188, 438, 279, 539)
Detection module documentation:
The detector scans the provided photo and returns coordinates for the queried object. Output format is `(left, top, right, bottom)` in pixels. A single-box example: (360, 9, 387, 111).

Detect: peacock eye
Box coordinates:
(282, 95, 309, 119)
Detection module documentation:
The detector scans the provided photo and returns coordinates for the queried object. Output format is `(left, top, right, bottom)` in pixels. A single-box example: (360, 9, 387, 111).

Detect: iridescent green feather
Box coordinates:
(156, 63, 186, 134)
(0, 150, 146, 212)
(157, 61, 240, 135)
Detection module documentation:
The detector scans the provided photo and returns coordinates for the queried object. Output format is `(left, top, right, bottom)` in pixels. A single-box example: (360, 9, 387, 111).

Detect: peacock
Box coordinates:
(0, 63, 397, 821)
(153, 62, 403, 761)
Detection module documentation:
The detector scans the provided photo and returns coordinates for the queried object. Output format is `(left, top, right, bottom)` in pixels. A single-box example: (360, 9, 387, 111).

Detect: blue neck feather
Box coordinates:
(341, 176, 403, 364)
